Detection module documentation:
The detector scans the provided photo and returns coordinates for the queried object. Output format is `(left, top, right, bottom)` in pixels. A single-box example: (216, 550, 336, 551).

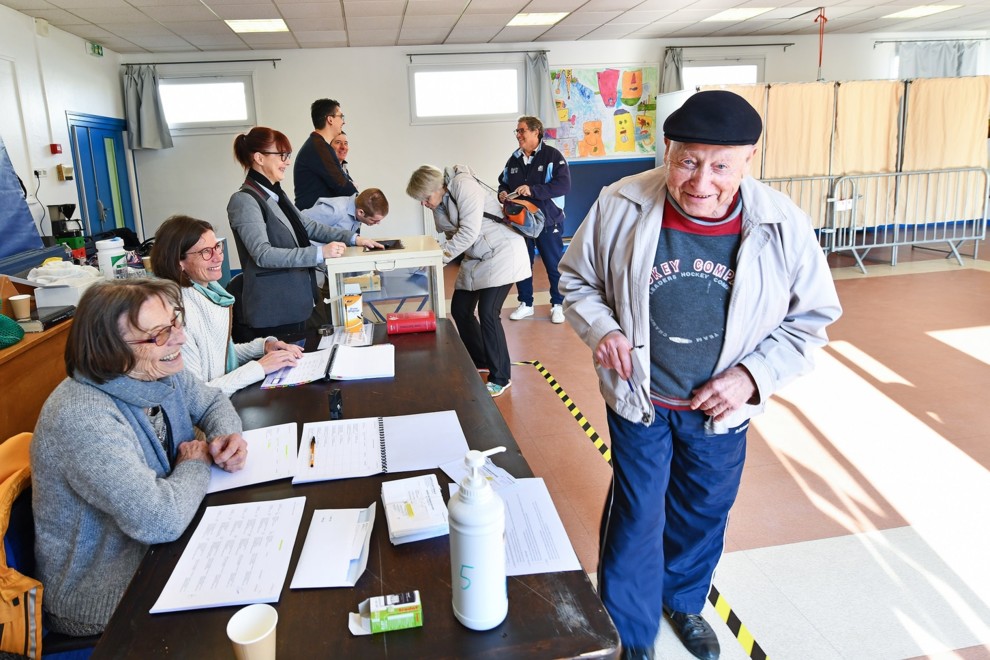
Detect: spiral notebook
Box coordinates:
(292, 410, 469, 483)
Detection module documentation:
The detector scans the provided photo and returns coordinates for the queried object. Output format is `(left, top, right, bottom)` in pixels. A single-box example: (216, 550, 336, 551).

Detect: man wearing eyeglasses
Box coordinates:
(294, 98, 357, 211)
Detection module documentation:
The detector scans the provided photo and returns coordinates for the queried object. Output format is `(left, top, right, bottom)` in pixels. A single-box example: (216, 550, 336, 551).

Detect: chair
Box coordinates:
(225, 273, 251, 343)
(1, 433, 98, 658)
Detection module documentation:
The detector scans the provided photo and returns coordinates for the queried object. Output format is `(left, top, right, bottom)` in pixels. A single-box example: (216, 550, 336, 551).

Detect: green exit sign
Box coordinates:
(86, 41, 103, 57)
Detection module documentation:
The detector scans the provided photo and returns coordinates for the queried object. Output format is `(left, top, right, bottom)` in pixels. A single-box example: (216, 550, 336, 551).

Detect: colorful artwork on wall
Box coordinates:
(546, 65, 658, 160)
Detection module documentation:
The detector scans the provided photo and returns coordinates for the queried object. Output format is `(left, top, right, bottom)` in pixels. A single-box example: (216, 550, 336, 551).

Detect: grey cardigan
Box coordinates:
(227, 179, 355, 327)
(30, 371, 241, 631)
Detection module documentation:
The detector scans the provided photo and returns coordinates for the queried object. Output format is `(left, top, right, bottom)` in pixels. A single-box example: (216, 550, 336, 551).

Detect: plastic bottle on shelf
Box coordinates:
(95, 237, 127, 279)
(448, 446, 508, 631)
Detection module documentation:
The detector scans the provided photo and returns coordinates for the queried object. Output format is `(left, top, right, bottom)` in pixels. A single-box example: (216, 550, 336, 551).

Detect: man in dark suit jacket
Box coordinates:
(293, 99, 357, 211)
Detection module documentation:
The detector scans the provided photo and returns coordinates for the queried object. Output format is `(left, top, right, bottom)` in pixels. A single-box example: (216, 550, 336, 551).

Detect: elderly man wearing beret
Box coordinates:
(559, 90, 842, 660)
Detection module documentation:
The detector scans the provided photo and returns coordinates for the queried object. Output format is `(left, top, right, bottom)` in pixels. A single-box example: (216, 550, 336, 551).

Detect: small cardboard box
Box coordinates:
(369, 591, 423, 633)
(342, 272, 381, 293)
(343, 283, 363, 333)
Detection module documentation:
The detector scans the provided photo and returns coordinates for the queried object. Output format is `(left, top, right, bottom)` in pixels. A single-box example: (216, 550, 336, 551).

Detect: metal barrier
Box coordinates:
(827, 168, 988, 273)
(762, 168, 988, 274)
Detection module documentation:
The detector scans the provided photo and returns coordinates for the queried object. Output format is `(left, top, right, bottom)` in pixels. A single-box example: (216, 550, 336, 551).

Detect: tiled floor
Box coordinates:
(442, 244, 990, 659)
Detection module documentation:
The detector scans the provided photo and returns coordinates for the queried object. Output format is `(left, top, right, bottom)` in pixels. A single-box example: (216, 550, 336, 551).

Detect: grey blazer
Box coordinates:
(227, 179, 355, 327)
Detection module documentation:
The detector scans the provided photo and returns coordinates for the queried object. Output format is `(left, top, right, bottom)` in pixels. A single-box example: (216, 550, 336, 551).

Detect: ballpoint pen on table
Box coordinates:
(309, 437, 316, 468)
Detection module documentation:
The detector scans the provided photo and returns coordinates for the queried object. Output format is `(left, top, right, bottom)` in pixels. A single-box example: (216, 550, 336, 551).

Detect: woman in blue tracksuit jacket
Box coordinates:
(497, 115, 571, 324)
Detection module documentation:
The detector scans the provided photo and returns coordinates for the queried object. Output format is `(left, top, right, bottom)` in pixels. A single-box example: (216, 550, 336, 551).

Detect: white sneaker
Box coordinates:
(509, 304, 534, 320)
(550, 305, 565, 324)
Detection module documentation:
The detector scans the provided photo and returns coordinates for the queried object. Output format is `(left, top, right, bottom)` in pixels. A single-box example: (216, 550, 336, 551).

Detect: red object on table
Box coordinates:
(386, 310, 436, 335)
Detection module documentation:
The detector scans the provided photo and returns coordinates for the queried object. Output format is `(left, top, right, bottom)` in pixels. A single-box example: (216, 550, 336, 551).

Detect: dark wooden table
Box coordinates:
(93, 320, 619, 659)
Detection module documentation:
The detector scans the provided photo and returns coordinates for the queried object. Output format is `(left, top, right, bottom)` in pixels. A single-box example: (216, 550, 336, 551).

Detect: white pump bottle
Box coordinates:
(448, 446, 508, 630)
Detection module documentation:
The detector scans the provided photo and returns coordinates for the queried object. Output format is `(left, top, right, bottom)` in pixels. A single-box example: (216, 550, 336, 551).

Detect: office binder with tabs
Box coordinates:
(326, 343, 395, 380)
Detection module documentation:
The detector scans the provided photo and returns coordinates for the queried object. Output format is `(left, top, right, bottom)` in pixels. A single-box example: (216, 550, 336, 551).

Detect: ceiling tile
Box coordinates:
(69, 5, 149, 21)
(490, 25, 547, 41)
(445, 25, 500, 41)
(103, 21, 175, 36)
(67, 23, 116, 37)
(46, 0, 127, 8)
(128, 34, 194, 47)
(183, 32, 245, 45)
(1, 0, 55, 9)
(285, 16, 344, 30)
(291, 28, 346, 41)
(405, 0, 466, 15)
(140, 5, 217, 21)
(580, 0, 640, 9)
(275, 2, 340, 17)
(126, 0, 202, 6)
(212, 4, 280, 19)
(463, 0, 527, 14)
(538, 24, 595, 39)
(398, 27, 451, 42)
(346, 15, 401, 30)
(456, 12, 513, 27)
(560, 10, 621, 26)
(20, 7, 88, 24)
(402, 14, 457, 29)
(238, 30, 297, 43)
(346, 28, 399, 45)
(341, 0, 404, 18)
(162, 20, 233, 35)
(523, 0, 586, 12)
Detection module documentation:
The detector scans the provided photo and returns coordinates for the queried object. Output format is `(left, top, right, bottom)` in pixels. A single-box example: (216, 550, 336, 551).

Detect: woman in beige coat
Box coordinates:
(407, 164, 530, 397)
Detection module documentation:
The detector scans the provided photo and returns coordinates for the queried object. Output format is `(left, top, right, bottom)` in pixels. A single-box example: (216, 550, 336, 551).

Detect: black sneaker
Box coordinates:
(664, 608, 720, 660)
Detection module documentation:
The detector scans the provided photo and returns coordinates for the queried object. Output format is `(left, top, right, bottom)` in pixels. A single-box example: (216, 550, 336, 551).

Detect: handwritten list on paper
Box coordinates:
(293, 418, 384, 483)
(150, 496, 306, 613)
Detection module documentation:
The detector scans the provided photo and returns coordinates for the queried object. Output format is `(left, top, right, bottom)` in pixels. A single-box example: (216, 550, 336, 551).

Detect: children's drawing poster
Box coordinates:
(546, 65, 658, 160)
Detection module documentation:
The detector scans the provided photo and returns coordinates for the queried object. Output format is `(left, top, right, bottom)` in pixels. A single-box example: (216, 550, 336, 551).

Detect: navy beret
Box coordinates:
(663, 90, 762, 146)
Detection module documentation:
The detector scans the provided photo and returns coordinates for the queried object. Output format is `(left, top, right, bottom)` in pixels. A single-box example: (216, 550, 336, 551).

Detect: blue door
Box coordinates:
(66, 113, 135, 236)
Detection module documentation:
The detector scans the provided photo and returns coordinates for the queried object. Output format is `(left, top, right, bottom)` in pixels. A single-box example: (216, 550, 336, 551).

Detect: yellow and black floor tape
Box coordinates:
(516, 359, 769, 660)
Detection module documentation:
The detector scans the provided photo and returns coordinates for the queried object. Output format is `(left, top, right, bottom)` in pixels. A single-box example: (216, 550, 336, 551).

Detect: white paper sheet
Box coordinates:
(260, 349, 332, 389)
(207, 423, 298, 494)
(150, 496, 306, 613)
(317, 323, 374, 349)
(327, 344, 394, 380)
(449, 478, 580, 577)
(293, 410, 468, 484)
(290, 503, 376, 589)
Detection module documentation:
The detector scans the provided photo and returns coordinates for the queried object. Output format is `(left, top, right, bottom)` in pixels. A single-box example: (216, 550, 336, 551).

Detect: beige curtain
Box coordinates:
(701, 83, 767, 178)
(763, 82, 834, 179)
(898, 77, 990, 224)
(833, 81, 902, 175)
(901, 76, 990, 170)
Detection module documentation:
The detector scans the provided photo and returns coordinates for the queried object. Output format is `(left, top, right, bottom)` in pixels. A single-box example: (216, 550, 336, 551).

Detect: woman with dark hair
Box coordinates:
(31, 279, 246, 635)
(151, 215, 303, 395)
(227, 127, 381, 340)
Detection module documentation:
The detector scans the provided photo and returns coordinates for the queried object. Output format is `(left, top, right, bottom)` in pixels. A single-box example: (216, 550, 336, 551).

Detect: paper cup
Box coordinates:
(141, 256, 152, 273)
(9, 295, 31, 321)
(227, 604, 278, 660)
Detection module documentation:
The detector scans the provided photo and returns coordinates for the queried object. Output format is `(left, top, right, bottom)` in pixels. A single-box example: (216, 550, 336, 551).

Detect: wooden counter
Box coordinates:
(0, 320, 71, 441)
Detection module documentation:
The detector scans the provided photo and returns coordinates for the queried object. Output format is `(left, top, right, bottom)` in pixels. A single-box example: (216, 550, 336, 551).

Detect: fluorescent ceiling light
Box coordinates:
(883, 5, 961, 18)
(225, 19, 289, 33)
(703, 7, 775, 21)
(508, 12, 569, 27)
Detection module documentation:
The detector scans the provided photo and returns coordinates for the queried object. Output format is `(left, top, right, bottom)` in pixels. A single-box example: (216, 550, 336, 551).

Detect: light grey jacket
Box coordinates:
(559, 168, 842, 431)
(227, 180, 355, 327)
(434, 165, 530, 291)
(31, 371, 241, 629)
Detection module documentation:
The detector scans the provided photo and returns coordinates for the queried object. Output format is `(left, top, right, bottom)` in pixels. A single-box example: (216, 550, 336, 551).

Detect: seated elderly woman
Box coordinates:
(151, 215, 303, 396)
(30, 279, 247, 636)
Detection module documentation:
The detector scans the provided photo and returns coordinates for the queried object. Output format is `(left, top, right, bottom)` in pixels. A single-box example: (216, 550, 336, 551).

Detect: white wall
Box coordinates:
(0, 5, 122, 233)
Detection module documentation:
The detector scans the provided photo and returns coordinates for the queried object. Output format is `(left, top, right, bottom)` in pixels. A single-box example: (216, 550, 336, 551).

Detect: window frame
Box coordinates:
(407, 60, 526, 126)
(157, 73, 257, 136)
(680, 55, 765, 91)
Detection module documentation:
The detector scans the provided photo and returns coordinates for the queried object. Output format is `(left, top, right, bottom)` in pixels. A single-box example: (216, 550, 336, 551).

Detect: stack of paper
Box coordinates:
(381, 474, 448, 545)
(327, 343, 395, 380)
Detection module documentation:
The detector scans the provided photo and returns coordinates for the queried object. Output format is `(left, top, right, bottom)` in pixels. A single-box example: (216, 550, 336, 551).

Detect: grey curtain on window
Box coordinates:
(896, 41, 979, 78)
(524, 52, 558, 129)
(123, 65, 173, 150)
(661, 48, 683, 93)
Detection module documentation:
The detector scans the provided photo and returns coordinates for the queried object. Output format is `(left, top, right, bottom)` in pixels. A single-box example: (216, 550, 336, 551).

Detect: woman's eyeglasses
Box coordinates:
(183, 242, 224, 261)
(260, 151, 292, 162)
(126, 309, 184, 346)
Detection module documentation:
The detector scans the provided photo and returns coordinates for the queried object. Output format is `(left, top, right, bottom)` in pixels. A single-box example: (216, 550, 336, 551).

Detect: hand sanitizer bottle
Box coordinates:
(448, 446, 508, 630)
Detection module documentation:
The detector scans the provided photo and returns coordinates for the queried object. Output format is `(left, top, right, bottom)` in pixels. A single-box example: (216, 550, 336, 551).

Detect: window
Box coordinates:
(158, 74, 256, 134)
(681, 58, 763, 91)
(408, 61, 525, 125)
